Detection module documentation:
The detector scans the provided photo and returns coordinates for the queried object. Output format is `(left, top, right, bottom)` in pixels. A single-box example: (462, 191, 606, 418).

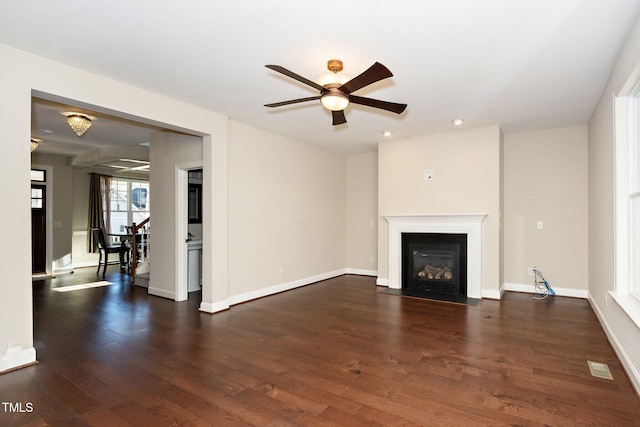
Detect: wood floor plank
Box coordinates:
(1, 270, 639, 426)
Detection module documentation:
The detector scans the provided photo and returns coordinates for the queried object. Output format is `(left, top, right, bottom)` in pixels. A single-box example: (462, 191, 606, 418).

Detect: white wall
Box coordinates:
(588, 15, 640, 393)
(345, 151, 378, 275)
(503, 126, 589, 297)
(150, 132, 203, 299)
(377, 126, 503, 298)
(0, 44, 229, 372)
(228, 121, 346, 303)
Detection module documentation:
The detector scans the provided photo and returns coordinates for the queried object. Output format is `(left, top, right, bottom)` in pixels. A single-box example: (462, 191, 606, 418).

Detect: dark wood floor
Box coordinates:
(1, 269, 639, 426)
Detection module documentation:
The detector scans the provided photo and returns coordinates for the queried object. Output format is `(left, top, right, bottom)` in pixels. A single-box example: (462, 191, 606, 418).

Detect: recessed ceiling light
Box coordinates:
(383, 131, 392, 137)
(452, 119, 464, 126)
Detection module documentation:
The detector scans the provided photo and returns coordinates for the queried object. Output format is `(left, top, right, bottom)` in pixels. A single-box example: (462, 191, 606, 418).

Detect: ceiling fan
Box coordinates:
(264, 59, 407, 126)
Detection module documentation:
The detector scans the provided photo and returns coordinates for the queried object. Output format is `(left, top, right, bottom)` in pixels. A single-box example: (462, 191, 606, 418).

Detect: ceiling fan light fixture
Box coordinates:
(64, 113, 93, 136)
(321, 92, 349, 111)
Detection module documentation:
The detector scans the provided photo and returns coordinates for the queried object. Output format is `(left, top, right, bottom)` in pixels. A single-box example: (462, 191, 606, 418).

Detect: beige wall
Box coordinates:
(345, 151, 378, 274)
(377, 126, 503, 298)
(503, 126, 588, 295)
(150, 132, 203, 299)
(0, 44, 229, 371)
(228, 121, 346, 300)
(588, 14, 640, 392)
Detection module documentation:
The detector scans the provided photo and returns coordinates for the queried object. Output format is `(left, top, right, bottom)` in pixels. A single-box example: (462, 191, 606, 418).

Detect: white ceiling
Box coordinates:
(2, 1, 640, 157)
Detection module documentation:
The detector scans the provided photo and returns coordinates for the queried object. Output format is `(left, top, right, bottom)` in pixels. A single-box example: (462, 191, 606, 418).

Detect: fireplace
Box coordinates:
(384, 214, 486, 299)
(402, 233, 467, 297)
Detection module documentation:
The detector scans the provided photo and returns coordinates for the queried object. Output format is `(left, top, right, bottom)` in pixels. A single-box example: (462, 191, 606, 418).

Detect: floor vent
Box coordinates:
(587, 360, 613, 380)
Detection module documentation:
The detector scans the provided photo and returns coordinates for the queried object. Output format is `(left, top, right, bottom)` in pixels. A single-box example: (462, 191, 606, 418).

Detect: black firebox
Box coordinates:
(401, 233, 467, 297)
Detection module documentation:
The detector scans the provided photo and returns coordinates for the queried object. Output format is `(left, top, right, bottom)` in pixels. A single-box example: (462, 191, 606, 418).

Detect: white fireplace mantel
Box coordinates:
(385, 214, 487, 299)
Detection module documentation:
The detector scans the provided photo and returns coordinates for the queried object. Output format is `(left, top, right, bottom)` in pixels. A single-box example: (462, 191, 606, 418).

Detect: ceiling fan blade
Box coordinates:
(265, 65, 325, 92)
(338, 62, 393, 94)
(264, 96, 321, 108)
(349, 95, 407, 114)
(332, 110, 347, 126)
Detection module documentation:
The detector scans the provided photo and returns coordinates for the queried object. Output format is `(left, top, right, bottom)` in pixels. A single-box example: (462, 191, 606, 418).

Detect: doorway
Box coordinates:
(176, 161, 203, 302)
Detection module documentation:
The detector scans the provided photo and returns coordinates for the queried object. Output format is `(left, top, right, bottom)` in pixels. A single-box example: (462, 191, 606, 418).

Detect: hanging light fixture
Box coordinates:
(30, 138, 41, 152)
(318, 59, 351, 112)
(64, 112, 93, 136)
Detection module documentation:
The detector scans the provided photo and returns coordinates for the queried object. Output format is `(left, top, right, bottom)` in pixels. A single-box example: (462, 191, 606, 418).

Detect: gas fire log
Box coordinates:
(417, 264, 453, 281)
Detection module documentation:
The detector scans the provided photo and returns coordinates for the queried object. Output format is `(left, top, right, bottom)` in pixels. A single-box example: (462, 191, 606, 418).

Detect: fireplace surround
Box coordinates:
(385, 214, 486, 299)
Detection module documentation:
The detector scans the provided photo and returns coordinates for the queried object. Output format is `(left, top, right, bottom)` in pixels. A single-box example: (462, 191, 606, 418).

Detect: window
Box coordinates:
(31, 187, 44, 208)
(30, 169, 46, 182)
(629, 85, 640, 299)
(109, 178, 150, 233)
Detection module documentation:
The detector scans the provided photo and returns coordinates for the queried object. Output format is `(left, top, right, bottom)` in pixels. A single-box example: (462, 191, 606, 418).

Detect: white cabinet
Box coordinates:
(187, 240, 202, 292)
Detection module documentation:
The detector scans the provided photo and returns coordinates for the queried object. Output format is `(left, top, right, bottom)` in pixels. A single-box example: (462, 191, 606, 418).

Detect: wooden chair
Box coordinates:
(91, 228, 130, 276)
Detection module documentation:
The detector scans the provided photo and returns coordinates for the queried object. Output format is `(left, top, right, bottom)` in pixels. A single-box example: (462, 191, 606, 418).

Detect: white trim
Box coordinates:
(376, 277, 389, 286)
(609, 291, 640, 329)
(175, 166, 189, 302)
(385, 214, 486, 299)
(228, 269, 346, 306)
(148, 286, 175, 300)
(504, 282, 588, 299)
(199, 300, 230, 314)
(345, 268, 378, 277)
(175, 160, 203, 303)
(72, 261, 99, 269)
(482, 289, 502, 300)
(589, 293, 640, 396)
(0, 346, 36, 374)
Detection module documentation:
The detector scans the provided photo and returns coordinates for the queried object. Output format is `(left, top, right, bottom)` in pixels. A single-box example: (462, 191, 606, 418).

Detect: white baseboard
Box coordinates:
(199, 300, 230, 314)
(0, 346, 36, 374)
(72, 261, 98, 269)
(376, 277, 389, 286)
(482, 289, 502, 300)
(588, 293, 640, 396)
(148, 286, 175, 300)
(345, 268, 378, 277)
(504, 282, 588, 298)
(229, 269, 347, 306)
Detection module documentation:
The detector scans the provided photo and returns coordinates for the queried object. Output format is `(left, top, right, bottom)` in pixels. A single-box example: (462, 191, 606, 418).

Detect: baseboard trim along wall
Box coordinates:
(0, 346, 36, 374)
(345, 268, 377, 277)
(228, 269, 347, 306)
(199, 300, 230, 314)
(504, 282, 588, 299)
(148, 286, 175, 300)
(588, 293, 640, 396)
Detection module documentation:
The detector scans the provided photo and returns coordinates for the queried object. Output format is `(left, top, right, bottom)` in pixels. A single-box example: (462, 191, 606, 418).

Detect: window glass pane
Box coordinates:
(110, 180, 128, 212)
(107, 178, 149, 234)
(131, 182, 149, 210)
(31, 199, 42, 208)
(31, 188, 42, 199)
(632, 195, 640, 299)
(30, 169, 45, 182)
(110, 211, 128, 234)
